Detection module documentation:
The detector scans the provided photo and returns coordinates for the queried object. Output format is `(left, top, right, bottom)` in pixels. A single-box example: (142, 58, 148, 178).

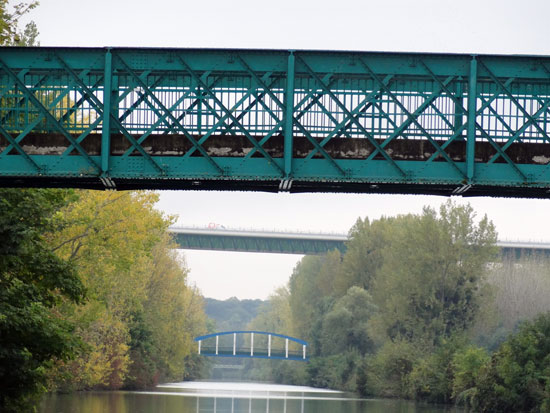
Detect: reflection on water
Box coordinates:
(40, 381, 462, 413)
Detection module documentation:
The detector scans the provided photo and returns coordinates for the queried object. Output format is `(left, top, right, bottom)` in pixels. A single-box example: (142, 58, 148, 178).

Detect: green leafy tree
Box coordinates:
(336, 217, 392, 295)
(451, 345, 490, 407)
(474, 313, 550, 412)
(0, 1, 39, 46)
(406, 338, 471, 404)
(47, 191, 207, 390)
(369, 201, 497, 345)
(320, 286, 377, 355)
(0, 189, 85, 412)
(288, 251, 341, 351)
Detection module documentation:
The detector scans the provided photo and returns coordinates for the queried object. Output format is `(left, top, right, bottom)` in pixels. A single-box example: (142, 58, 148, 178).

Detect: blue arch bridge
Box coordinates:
(2, 47, 550, 198)
(194, 331, 308, 362)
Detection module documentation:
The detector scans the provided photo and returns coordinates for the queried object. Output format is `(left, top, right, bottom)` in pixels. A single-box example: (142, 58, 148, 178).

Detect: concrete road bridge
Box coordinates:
(169, 226, 550, 256)
(1, 47, 550, 197)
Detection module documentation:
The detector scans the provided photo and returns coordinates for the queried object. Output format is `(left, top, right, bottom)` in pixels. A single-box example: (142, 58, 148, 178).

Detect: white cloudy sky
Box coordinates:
(26, 0, 550, 299)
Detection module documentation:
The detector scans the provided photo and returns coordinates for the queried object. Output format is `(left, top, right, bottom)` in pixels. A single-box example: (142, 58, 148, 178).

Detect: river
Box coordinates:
(39, 381, 463, 412)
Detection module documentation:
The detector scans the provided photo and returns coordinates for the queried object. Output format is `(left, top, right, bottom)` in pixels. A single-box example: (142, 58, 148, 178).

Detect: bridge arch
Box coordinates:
(194, 331, 308, 361)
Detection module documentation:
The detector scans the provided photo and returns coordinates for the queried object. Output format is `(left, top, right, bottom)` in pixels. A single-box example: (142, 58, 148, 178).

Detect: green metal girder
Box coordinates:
(171, 229, 346, 255)
(169, 228, 550, 256)
(1, 47, 550, 196)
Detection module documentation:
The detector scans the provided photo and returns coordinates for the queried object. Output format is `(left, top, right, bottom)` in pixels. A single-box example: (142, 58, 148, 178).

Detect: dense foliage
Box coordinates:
(244, 200, 550, 411)
(46, 191, 207, 391)
(204, 297, 264, 331)
(0, 0, 39, 46)
(0, 189, 85, 411)
(471, 313, 550, 412)
(0, 190, 208, 410)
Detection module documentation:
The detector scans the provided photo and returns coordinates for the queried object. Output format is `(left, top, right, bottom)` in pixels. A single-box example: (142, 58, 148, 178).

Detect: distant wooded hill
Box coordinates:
(204, 297, 266, 331)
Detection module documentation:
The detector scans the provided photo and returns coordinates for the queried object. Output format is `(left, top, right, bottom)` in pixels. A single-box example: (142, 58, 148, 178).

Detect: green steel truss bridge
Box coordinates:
(169, 226, 550, 256)
(2, 47, 550, 196)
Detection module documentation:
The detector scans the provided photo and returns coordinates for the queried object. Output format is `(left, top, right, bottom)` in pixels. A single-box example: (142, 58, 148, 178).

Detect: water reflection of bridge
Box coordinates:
(196, 394, 304, 413)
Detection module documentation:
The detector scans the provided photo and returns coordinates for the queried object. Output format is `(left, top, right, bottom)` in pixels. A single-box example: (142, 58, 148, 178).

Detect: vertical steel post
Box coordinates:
(303, 345, 306, 359)
(233, 333, 236, 355)
(215, 335, 219, 355)
(285, 338, 289, 358)
(453, 80, 464, 134)
(283, 52, 296, 179)
(197, 85, 202, 135)
(101, 49, 113, 175)
(466, 56, 478, 182)
(250, 333, 254, 356)
(268, 334, 271, 357)
(198, 340, 201, 355)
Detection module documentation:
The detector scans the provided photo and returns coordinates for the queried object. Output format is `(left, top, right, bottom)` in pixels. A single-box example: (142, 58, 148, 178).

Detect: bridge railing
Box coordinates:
(2, 47, 550, 196)
(201, 346, 304, 359)
(195, 331, 308, 361)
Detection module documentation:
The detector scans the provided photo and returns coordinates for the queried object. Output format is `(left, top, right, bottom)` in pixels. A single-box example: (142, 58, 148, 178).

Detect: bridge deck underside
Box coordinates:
(2, 47, 550, 197)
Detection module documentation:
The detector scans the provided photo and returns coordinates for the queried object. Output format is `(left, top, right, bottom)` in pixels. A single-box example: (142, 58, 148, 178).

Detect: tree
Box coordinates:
(47, 191, 207, 390)
(0, 189, 85, 411)
(139, 235, 207, 384)
(369, 201, 497, 345)
(288, 251, 341, 350)
(248, 286, 293, 334)
(336, 217, 392, 295)
(246, 287, 307, 385)
(474, 313, 550, 412)
(321, 286, 377, 355)
(0, 1, 39, 46)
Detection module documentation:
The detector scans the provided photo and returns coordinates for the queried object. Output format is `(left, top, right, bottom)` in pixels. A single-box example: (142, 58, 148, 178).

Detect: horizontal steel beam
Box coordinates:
(169, 227, 550, 256)
(2, 47, 550, 196)
(170, 227, 347, 255)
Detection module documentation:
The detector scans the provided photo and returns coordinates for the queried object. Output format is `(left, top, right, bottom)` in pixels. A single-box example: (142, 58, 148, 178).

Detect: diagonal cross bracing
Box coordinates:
(1, 47, 550, 197)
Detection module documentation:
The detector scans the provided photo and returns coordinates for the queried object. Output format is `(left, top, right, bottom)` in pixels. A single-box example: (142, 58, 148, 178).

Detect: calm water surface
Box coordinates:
(39, 381, 463, 413)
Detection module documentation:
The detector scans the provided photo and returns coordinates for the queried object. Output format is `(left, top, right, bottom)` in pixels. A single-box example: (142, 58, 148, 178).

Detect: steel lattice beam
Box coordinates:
(1, 47, 550, 197)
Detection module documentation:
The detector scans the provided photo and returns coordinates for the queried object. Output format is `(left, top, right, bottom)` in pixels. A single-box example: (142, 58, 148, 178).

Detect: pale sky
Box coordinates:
(26, 0, 550, 299)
